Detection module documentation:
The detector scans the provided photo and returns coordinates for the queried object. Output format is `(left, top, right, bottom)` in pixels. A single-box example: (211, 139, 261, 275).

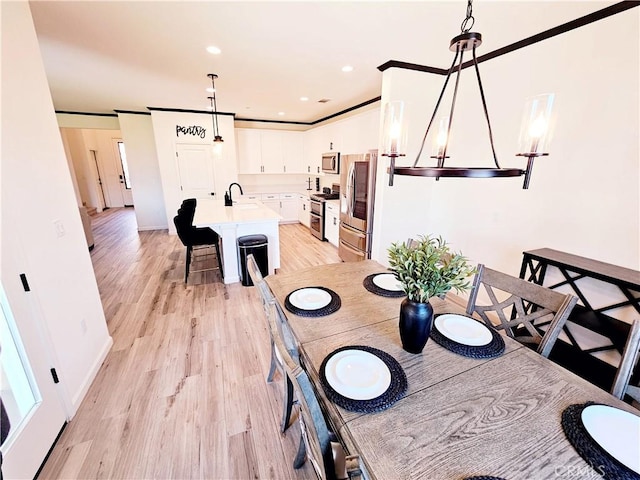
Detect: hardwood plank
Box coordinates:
(39, 208, 324, 479)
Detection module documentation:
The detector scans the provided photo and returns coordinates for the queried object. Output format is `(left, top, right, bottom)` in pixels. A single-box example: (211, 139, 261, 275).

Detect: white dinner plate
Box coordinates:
(581, 404, 640, 474)
(289, 288, 332, 310)
(435, 314, 493, 346)
(372, 273, 403, 291)
(325, 350, 392, 400)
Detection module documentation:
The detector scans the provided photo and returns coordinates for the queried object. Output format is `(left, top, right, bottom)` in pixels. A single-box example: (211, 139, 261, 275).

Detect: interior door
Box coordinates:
(176, 144, 217, 199)
(0, 283, 67, 479)
(112, 139, 134, 207)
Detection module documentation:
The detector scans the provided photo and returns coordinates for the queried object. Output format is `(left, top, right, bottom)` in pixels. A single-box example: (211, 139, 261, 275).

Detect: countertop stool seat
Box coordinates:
(173, 198, 223, 283)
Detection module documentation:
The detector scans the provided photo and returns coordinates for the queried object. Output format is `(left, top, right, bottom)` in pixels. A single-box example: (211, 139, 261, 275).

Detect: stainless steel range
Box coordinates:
(309, 184, 339, 240)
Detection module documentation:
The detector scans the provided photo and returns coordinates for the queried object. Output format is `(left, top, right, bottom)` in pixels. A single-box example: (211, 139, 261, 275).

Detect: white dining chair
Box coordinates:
(466, 264, 578, 358)
(611, 319, 640, 404)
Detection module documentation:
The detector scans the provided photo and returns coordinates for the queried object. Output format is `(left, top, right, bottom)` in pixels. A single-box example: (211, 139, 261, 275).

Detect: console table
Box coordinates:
(519, 248, 640, 389)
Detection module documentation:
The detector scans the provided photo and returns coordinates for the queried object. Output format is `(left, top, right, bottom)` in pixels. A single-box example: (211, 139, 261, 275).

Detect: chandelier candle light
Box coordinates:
(207, 73, 224, 154)
(383, 0, 555, 189)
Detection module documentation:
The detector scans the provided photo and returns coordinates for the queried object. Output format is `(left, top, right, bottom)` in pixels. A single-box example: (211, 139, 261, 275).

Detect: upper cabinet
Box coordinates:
(303, 128, 323, 175)
(236, 107, 381, 176)
(340, 109, 380, 154)
(281, 131, 304, 174)
(236, 129, 262, 174)
(236, 128, 304, 174)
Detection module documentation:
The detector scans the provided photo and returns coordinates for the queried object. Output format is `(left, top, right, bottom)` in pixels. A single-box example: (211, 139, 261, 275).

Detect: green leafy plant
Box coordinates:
(387, 235, 475, 303)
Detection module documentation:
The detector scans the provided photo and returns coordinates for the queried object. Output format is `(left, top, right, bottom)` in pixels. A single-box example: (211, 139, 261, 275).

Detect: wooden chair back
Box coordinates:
(466, 264, 578, 358)
(611, 319, 640, 404)
(248, 254, 273, 313)
(267, 303, 360, 480)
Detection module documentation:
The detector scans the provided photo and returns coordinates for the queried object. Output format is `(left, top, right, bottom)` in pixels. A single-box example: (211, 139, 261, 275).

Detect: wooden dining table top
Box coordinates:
(265, 260, 638, 480)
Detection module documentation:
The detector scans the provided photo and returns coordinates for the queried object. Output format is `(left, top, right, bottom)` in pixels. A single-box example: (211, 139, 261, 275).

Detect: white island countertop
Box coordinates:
(193, 198, 282, 226)
(193, 198, 281, 284)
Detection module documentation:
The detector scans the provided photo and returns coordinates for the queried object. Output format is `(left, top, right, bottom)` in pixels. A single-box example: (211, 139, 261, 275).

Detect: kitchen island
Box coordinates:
(193, 198, 281, 284)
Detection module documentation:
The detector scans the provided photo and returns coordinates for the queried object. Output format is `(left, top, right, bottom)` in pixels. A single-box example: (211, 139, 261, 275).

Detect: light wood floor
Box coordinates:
(38, 208, 342, 479)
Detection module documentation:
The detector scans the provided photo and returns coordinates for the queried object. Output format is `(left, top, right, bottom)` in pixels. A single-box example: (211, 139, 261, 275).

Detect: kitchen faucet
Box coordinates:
(225, 182, 244, 206)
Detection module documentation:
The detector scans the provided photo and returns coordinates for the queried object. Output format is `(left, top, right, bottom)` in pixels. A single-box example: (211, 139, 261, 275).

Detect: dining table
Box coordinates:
(265, 260, 639, 480)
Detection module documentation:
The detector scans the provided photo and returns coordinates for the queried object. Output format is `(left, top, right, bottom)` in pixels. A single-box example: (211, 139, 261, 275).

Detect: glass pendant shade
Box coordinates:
(382, 101, 408, 156)
(518, 93, 555, 155)
(433, 117, 449, 158)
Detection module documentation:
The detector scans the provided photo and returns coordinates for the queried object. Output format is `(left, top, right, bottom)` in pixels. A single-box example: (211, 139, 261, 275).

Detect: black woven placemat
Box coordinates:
(561, 402, 640, 480)
(284, 286, 341, 317)
(319, 345, 407, 413)
(362, 273, 405, 298)
(430, 314, 505, 359)
(462, 477, 506, 480)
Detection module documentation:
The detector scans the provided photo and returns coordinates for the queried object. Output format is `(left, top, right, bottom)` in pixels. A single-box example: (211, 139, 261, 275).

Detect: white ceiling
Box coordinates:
(29, 1, 611, 124)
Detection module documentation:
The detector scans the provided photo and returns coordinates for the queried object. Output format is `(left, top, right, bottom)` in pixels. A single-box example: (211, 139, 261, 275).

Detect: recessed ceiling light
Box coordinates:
(206, 87, 214, 93)
(278, 112, 285, 116)
(206, 46, 221, 55)
(342, 65, 354, 72)
(300, 96, 309, 102)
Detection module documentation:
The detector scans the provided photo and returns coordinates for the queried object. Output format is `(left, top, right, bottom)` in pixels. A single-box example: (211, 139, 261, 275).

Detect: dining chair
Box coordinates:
(466, 263, 578, 358)
(266, 302, 363, 480)
(173, 198, 223, 282)
(247, 254, 295, 433)
(611, 319, 640, 404)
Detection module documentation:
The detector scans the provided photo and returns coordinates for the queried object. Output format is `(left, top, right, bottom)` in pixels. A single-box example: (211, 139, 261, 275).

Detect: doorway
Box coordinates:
(0, 284, 67, 479)
(90, 149, 108, 210)
(176, 144, 218, 199)
(113, 139, 134, 207)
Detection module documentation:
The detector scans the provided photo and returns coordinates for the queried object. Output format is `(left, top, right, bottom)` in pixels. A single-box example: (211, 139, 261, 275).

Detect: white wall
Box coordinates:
(151, 110, 238, 234)
(118, 113, 168, 230)
(56, 112, 120, 130)
(60, 128, 102, 211)
(372, 9, 639, 288)
(1, 1, 112, 414)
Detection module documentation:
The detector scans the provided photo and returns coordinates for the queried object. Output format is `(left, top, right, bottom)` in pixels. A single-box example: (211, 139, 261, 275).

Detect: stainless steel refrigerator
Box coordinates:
(338, 150, 377, 262)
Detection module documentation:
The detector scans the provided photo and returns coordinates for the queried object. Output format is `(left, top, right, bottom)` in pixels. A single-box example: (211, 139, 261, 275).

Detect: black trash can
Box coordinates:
(238, 234, 269, 286)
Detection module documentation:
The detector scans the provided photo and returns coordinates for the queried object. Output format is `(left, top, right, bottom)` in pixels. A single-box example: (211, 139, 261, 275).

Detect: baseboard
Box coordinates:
(69, 335, 113, 418)
(137, 225, 169, 232)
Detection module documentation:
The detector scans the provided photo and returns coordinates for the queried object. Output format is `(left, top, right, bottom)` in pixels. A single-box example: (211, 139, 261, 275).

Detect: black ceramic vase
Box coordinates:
(399, 298, 434, 354)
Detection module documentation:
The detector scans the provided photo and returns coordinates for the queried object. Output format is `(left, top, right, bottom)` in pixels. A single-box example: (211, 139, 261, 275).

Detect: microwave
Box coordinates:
(321, 152, 340, 174)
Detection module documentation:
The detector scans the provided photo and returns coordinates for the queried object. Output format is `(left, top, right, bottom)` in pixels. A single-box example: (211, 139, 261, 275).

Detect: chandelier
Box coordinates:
(382, 0, 555, 189)
(207, 73, 224, 148)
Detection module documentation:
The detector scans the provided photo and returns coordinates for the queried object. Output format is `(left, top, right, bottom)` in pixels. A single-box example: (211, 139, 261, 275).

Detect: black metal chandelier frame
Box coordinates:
(385, 0, 544, 189)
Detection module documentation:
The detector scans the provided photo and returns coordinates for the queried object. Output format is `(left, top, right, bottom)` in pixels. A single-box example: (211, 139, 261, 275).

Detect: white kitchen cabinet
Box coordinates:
(340, 108, 380, 154)
(236, 128, 305, 175)
(321, 123, 342, 154)
(260, 130, 283, 173)
(260, 193, 297, 224)
(280, 193, 298, 223)
(297, 194, 310, 228)
(303, 128, 323, 175)
(325, 201, 339, 247)
(236, 129, 262, 174)
(261, 193, 280, 214)
(282, 131, 304, 174)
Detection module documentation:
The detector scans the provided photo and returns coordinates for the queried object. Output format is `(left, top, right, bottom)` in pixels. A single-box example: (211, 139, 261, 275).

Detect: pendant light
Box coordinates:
(382, 0, 555, 189)
(207, 73, 224, 151)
